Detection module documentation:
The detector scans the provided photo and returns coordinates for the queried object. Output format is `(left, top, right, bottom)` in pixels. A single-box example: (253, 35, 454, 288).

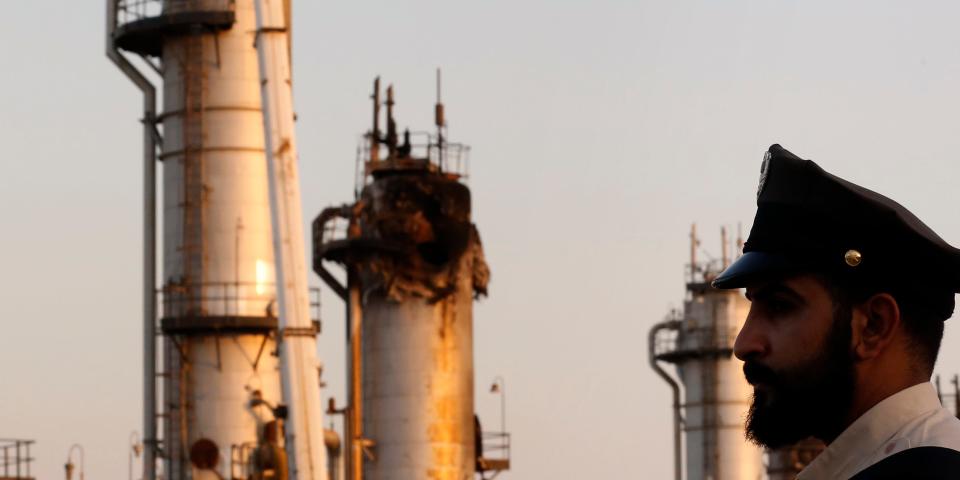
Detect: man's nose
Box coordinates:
(734, 310, 768, 361)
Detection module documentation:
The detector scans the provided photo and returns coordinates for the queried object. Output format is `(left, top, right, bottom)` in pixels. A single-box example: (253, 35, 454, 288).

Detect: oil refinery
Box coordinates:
(99, 0, 509, 478)
(0, 1, 952, 480)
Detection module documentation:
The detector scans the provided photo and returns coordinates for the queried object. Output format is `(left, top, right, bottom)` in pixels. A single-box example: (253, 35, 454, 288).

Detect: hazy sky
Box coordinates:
(6, 1, 960, 478)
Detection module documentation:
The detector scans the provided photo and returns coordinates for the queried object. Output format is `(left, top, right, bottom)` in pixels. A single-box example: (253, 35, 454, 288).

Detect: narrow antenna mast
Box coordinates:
(435, 68, 445, 170)
(385, 84, 397, 158)
(690, 223, 699, 282)
(371, 77, 380, 163)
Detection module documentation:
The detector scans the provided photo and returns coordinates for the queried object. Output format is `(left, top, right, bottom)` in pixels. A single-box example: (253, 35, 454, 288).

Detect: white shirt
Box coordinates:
(797, 382, 960, 479)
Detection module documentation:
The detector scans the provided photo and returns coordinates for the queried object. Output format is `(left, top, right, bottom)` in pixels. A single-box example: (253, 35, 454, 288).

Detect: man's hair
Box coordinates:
(816, 273, 944, 376)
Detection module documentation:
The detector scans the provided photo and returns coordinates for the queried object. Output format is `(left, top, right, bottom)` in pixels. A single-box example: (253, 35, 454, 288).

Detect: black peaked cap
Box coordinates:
(712, 144, 960, 321)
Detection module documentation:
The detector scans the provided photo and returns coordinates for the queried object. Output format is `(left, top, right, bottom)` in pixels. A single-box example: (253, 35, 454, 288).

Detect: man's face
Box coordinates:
(735, 274, 856, 448)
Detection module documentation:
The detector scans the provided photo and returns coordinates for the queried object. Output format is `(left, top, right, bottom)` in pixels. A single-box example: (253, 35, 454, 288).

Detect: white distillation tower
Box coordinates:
(108, 0, 329, 478)
(650, 225, 763, 480)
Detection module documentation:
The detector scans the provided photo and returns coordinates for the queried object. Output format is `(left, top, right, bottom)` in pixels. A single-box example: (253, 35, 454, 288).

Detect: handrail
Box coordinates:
(353, 132, 471, 194)
(652, 324, 740, 359)
(158, 281, 322, 323)
(479, 432, 511, 458)
(0, 439, 34, 478)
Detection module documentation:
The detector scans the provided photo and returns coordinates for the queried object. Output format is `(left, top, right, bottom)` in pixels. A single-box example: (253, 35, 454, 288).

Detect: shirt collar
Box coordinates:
(797, 382, 942, 479)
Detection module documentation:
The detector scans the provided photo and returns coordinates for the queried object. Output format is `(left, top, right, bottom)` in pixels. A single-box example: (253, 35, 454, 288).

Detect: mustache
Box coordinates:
(743, 361, 779, 386)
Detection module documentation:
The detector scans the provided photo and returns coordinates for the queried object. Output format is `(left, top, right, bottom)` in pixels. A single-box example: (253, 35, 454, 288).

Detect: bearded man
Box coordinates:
(712, 145, 960, 479)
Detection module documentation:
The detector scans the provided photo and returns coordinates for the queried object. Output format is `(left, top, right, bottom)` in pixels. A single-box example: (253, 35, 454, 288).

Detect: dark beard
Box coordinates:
(743, 306, 856, 448)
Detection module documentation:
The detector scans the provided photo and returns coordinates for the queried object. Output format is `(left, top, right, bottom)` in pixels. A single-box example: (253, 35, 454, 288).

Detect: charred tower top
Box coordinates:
(313, 76, 507, 480)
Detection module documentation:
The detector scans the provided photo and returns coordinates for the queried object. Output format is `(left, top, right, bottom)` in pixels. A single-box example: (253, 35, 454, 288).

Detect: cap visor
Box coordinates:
(711, 251, 799, 289)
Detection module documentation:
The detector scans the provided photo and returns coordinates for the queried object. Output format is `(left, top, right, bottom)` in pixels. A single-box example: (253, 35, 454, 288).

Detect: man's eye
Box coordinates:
(765, 298, 795, 314)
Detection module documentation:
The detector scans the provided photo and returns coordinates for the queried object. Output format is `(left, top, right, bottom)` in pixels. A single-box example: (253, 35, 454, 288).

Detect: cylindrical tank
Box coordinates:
(352, 173, 488, 480)
(313, 80, 491, 480)
(157, 0, 282, 476)
(675, 284, 763, 480)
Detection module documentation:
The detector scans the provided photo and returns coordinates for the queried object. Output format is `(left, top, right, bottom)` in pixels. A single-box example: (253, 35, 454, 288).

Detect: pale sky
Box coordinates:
(5, 1, 960, 478)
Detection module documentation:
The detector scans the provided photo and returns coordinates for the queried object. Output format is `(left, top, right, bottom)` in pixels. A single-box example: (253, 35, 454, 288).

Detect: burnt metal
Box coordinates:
(160, 315, 277, 335)
(314, 173, 486, 304)
(114, 10, 236, 57)
(312, 78, 490, 480)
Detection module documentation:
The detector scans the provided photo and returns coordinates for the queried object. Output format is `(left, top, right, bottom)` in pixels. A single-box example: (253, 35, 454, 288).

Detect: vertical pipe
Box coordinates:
(689, 224, 698, 283)
(348, 280, 364, 480)
(649, 321, 682, 480)
(255, 0, 329, 476)
(140, 68, 158, 480)
(106, 2, 157, 479)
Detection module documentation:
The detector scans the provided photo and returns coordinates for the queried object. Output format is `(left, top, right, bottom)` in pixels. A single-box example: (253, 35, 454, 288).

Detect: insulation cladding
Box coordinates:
(314, 79, 492, 480)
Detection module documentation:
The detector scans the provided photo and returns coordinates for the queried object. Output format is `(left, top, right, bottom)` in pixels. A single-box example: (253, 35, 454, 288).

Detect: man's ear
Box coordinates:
(851, 293, 901, 361)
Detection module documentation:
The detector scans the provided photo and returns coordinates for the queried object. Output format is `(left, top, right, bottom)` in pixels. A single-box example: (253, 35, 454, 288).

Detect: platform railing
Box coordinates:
(0, 439, 34, 479)
(116, 0, 162, 25)
(158, 281, 322, 324)
(320, 216, 350, 245)
(652, 314, 739, 361)
(481, 432, 510, 461)
(478, 431, 511, 478)
(115, 0, 235, 26)
(354, 132, 471, 195)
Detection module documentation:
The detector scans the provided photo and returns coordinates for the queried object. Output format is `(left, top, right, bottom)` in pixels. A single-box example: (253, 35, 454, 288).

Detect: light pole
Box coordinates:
(65, 443, 84, 480)
(489, 376, 506, 434)
(130, 431, 143, 480)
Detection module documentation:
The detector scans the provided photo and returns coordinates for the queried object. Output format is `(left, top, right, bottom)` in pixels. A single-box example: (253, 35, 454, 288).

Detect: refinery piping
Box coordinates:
(105, 1, 510, 479)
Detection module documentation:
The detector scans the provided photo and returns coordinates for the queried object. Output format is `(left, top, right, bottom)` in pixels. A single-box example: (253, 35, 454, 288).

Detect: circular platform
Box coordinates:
(113, 10, 236, 57)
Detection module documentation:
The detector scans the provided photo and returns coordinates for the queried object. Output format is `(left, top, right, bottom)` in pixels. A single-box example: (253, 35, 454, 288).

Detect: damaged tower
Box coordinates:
(649, 225, 764, 480)
(313, 76, 509, 480)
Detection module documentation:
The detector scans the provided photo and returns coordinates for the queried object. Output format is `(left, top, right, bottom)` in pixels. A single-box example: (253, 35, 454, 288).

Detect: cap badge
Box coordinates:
(757, 151, 772, 199)
(844, 249, 862, 267)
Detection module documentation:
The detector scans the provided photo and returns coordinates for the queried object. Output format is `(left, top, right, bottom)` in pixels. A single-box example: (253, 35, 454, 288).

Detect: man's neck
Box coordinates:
(826, 374, 928, 445)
